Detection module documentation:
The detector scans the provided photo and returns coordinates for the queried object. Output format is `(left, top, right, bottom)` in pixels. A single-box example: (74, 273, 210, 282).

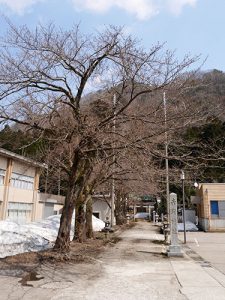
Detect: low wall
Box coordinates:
(199, 217, 225, 231)
(210, 218, 225, 231)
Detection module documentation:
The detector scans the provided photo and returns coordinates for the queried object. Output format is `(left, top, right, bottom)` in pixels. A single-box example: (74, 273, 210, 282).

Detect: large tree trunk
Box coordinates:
(86, 195, 93, 239)
(54, 186, 75, 251)
(73, 194, 86, 242)
(54, 149, 80, 251)
(55, 147, 94, 249)
(73, 160, 93, 241)
(115, 192, 127, 225)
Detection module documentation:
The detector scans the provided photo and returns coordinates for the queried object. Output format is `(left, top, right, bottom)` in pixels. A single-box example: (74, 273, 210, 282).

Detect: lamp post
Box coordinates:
(180, 170, 186, 244)
(156, 197, 161, 224)
(157, 197, 161, 207)
(111, 94, 116, 226)
(156, 196, 161, 214)
(163, 92, 170, 218)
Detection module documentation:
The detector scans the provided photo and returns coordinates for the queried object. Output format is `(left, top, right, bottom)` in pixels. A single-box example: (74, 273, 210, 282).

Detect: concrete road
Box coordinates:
(1, 223, 225, 300)
(180, 231, 225, 275)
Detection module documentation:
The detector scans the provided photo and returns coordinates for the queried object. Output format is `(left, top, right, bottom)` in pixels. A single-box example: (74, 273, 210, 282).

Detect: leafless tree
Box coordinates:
(0, 20, 199, 251)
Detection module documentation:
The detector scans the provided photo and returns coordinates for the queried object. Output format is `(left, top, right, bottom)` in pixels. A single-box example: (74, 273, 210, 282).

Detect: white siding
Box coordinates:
(210, 219, 225, 230)
(0, 169, 5, 185)
(0, 157, 7, 170)
(93, 199, 111, 222)
(8, 187, 34, 204)
(13, 161, 36, 177)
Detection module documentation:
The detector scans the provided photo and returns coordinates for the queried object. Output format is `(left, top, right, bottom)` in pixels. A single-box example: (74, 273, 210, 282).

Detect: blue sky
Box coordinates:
(0, 0, 224, 71)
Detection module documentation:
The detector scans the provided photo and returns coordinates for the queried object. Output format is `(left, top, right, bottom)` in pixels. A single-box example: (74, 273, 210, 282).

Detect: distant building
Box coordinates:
(91, 193, 156, 222)
(92, 192, 111, 221)
(195, 183, 225, 231)
(0, 148, 64, 223)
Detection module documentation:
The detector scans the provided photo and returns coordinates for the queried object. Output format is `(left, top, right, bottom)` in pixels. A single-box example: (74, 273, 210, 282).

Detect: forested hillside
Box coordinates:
(1, 69, 225, 186)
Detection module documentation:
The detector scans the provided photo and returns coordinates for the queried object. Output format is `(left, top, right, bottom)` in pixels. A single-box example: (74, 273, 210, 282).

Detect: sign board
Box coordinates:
(167, 193, 183, 257)
(191, 196, 201, 204)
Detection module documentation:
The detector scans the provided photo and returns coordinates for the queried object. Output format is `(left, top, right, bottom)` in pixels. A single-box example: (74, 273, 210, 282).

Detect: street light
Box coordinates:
(194, 181, 198, 188)
(157, 197, 161, 205)
(111, 94, 116, 226)
(180, 170, 186, 244)
(156, 197, 161, 223)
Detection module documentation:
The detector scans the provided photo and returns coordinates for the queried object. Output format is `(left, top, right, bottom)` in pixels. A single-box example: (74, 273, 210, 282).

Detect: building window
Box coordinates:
(218, 201, 225, 218)
(210, 201, 219, 217)
(7, 202, 32, 224)
(11, 172, 34, 190)
(210, 200, 225, 218)
(0, 169, 5, 185)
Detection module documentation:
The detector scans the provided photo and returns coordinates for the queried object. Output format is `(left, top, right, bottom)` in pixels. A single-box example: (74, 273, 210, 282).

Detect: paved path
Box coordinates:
(1, 222, 225, 299)
(179, 231, 225, 275)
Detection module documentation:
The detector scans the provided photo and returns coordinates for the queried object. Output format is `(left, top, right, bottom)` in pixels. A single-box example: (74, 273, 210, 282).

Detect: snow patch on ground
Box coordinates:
(0, 215, 105, 258)
(177, 221, 198, 232)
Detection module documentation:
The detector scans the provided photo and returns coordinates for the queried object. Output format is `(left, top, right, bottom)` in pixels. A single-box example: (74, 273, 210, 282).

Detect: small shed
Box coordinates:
(92, 193, 111, 222)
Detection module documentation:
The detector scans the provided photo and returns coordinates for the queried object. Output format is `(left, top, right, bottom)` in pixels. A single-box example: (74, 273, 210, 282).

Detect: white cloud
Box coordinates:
(167, 0, 197, 15)
(0, 0, 198, 18)
(72, 0, 158, 20)
(0, 0, 44, 15)
(72, 0, 198, 20)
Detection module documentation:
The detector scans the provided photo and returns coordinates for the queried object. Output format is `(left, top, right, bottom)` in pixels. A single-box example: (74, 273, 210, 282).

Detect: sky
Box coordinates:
(0, 0, 224, 72)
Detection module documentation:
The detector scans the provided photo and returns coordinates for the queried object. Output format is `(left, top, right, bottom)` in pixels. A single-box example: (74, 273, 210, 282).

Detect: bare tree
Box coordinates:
(0, 20, 198, 251)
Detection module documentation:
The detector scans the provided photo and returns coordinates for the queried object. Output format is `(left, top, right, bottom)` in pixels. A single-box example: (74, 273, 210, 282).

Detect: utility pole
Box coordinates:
(44, 166, 49, 193)
(181, 170, 187, 244)
(111, 94, 116, 226)
(163, 92, 170, 217)
(58, 170, 61, 196)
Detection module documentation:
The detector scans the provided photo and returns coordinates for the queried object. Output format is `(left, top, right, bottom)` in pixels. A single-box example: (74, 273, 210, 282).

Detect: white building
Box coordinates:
(92, 193, 111, 222)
